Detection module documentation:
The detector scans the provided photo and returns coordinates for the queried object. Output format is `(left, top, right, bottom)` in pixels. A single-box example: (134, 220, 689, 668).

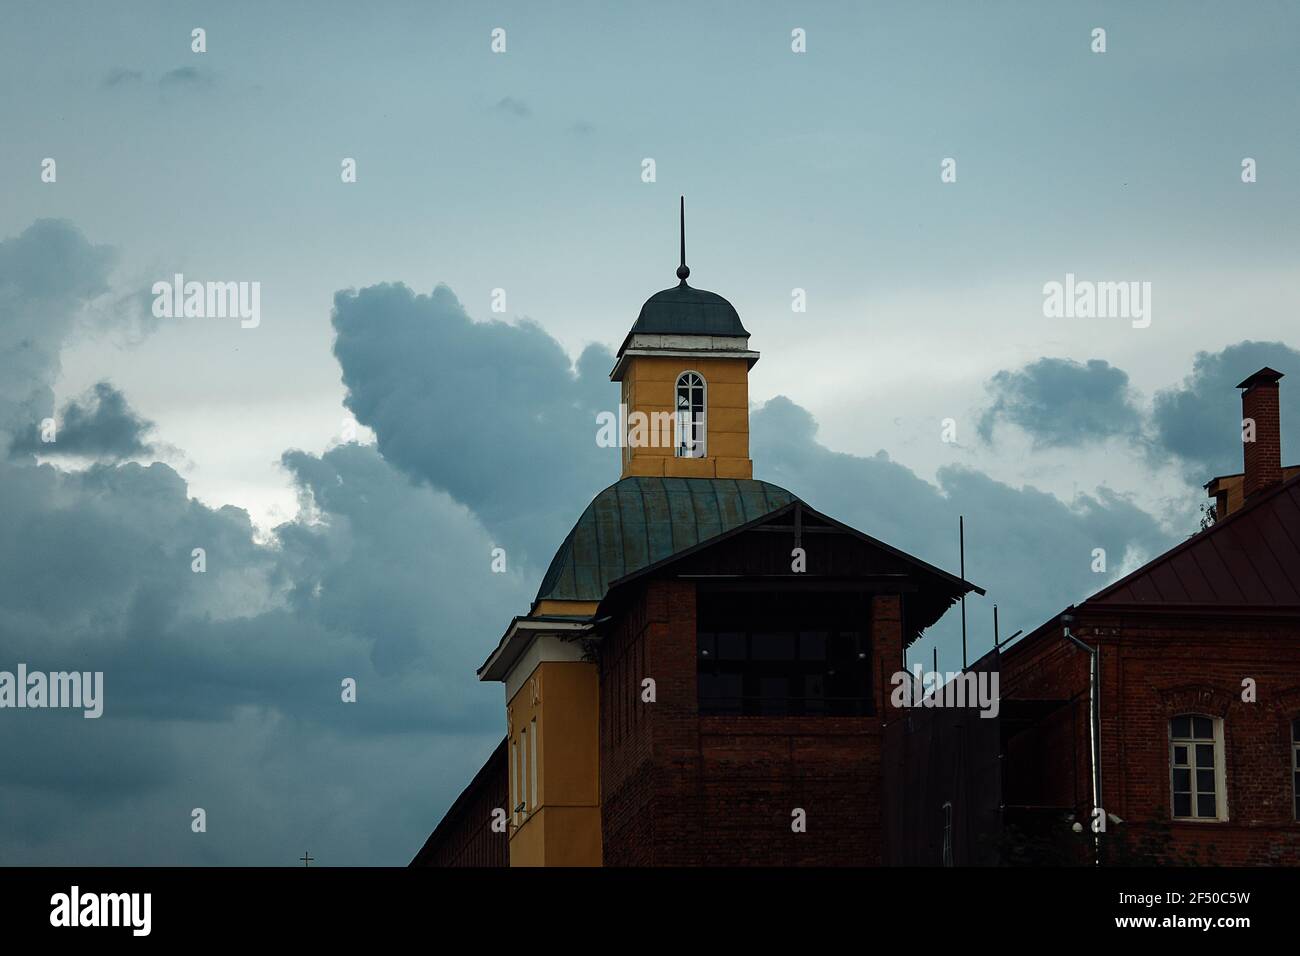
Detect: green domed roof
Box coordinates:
(627, 282, 749, 341)
(535, 476, 797, 605)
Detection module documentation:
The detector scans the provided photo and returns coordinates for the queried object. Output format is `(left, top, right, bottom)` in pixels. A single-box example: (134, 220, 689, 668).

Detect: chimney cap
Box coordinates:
(1237, 367, 1284, 390)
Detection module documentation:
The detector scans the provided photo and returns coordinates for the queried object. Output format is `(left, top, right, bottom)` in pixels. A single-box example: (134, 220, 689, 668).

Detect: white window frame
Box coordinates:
(530, 716, 539, 810)
(510, 739, 519, 827)
(675, 371, 707, 459)
(1169, 714, 1227, 822)
(518, 728, 528, 819)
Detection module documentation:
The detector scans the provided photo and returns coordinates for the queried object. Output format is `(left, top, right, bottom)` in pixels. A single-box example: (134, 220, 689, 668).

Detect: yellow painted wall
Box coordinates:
(619, 355, 752, 479)
(1208, 465, 1300, 519)
(532, 599, 600, 618)
(505, 660, 602, 866)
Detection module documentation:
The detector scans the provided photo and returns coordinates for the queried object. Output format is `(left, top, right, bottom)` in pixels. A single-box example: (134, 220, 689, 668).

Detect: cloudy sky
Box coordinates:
(1, 1, 1297, 864)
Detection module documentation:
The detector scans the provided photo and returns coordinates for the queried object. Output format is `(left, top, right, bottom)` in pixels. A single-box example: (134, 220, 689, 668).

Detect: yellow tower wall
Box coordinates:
(619, 355, 752, 480)
(505, 660, 602, 866)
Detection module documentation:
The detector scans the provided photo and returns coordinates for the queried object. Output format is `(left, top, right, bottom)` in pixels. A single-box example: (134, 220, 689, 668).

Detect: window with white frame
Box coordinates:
(529, 717, 538, 811)
(1169, 714, 1226, 821)
(510, 738, 519, 826)
(675, 371, 706, 458)
(518, 728, 528, 818)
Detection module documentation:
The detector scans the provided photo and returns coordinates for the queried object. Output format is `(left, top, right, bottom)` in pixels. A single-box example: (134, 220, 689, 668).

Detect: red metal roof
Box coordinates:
(1087, 473, 1300, 609)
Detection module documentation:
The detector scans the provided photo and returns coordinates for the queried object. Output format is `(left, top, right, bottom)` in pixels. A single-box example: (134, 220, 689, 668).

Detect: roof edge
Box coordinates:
(1087, 470, 1300, 606)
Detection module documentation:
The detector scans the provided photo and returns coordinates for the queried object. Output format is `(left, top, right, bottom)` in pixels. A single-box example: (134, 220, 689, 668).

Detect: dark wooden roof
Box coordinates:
(589, 495, 984, 643)
(1087, 473, 1300, 609)
(534, 476, 983, 642)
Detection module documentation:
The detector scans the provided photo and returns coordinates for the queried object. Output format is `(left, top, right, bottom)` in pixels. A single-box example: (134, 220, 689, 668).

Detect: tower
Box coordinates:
(611, 197, 759, 479)
(434, 203, 982, 869)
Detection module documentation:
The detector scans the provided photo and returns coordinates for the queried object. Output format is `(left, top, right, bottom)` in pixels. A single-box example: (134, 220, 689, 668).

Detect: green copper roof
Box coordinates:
(535, 476, 797, 605)
(626, 282, 749, 342)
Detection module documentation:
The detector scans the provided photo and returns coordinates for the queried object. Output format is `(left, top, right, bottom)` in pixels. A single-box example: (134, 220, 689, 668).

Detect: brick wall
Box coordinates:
(1000, 611, 1300, 865)
(410, 737, 509, 867)
(599, 577, 905, 865)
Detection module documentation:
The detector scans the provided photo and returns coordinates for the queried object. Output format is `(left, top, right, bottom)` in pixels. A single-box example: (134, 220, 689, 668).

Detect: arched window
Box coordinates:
(675, 371, 706, 458)
(1169, 714, 1226, 821)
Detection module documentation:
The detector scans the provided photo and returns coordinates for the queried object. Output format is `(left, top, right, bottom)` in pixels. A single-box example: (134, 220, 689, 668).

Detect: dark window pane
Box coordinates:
(758, 677, 787, 714)
(716, 632, 746, 660)
(1197, 794, 1217, 818)
(709, 672, 742, 705)
(695, 589, 873, 716)
(1196, 769, 1215, 793)
(1171, 716, 1191, 738)
(1172, 768, 1191, 792)
(1293, 717, 1300, 739)
(799, 632, 827, 660)
(1193, 716, 1213, 738)
(751, 632, 796, 661)
(1173, 745, 1189, 765)
(1174, 793, 1192, 817)
(1196, 744, 1215, 768)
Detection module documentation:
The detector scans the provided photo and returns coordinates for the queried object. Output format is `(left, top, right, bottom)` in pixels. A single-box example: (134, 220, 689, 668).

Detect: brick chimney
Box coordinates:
(1238, 367, 1284, 500)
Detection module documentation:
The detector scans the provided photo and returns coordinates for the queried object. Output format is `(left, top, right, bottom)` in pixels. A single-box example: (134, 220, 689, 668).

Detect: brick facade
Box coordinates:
(410, 738, 508, 867)
(599, 577, 905, 866)
(999, 610, 1300, 865)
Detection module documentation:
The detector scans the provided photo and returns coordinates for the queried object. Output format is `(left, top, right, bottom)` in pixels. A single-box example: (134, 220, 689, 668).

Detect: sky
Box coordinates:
(1, 1, 1297, 864)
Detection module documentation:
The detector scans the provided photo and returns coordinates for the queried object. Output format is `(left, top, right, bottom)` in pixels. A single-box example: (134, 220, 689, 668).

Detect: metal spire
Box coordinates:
(676, 195, 690, 284)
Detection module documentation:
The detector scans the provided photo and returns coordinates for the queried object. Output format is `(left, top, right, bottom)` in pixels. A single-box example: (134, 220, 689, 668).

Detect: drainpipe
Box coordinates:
(1061, 613, 1101, 863)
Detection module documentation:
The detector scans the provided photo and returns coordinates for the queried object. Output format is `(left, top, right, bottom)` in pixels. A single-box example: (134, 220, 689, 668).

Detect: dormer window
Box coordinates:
(675, 371, 706, 458)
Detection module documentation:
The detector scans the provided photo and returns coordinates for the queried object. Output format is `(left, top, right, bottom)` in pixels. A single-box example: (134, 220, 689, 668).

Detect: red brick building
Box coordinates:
(411, 221, 1299, 867)
(412, 227, 981, 866)
(983, 367, 1300, 865)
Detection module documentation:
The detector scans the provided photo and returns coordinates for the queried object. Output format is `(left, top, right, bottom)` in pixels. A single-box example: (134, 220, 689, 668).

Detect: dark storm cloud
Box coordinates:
(978, 357, 1142, 448)
(1150, 340, 1300, 481)
(0, 219, 116, 443)
(331, 282, 619, 567)
(329, 280, 1172, 652)
(9, 381, 154, 459)
(494, 96, 531, 118)
(0, 222, 1200, 865)
(0, 439, 527, 863)
(100, 67, 143, 89)
(752, 395, 1172, 648)
(0, 222, 526, 864)
(158, 66, 214, 91)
